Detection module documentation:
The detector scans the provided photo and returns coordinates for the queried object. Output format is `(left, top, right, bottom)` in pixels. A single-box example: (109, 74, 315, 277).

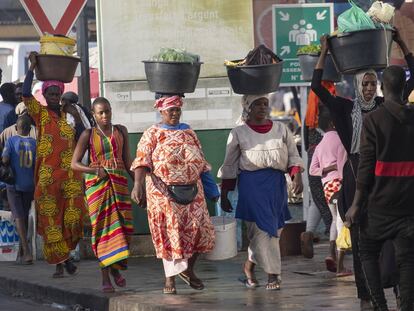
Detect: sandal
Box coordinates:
(111, 269, 126, 287)
(325, 256, 337, 273)
(238, 276, 259, 289)
(300, 231, 314, 258)
(102, 283, 115, 293)
(64, 258, 77, 275)
(266, 275, 281, 291)
(52, 271, 64, 278)
(241, 262, 259, 288)
(53, 264, 64, 278)
(266, 280, 281, 291)
(163, 286, 177, 295)
(336, 269, 353, 278)
(178, 272, 204, 290)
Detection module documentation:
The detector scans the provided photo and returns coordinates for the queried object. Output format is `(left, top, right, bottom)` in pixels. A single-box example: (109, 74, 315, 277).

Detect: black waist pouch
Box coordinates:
(167, 184, 198, 205)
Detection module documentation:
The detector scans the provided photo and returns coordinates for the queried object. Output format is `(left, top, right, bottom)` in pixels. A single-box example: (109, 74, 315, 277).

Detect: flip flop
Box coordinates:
(163, 286, 177, 295)
(325, 256, 337, 273)
(178, 272, 204, 290)
(16, 259, 33, 265)
(52, 271, 64, 278)
(64, 258, 77, 275)
(102, 283, 115, 293)
(238, 276, 259, 289)
(336, 269, 353, 278)
(112, 273, 126, 287)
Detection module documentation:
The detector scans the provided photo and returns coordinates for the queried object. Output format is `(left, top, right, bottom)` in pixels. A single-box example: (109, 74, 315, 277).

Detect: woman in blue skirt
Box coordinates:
(218, 94, 303, 290)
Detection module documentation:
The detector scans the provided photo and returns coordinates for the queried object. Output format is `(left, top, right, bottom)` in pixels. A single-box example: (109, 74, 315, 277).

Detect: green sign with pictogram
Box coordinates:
(272, 3, 334, 86)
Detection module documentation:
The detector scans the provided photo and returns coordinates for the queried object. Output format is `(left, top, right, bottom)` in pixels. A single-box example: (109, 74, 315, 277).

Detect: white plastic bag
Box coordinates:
(367, 1, 395, 24)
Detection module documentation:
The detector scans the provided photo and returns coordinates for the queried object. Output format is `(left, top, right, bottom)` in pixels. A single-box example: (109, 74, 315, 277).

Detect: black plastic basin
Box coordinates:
(143, 61, 202, 94)
(226, 60, 283, 95)
(298, 53, 341, 82)
(327, 28, 393, 74)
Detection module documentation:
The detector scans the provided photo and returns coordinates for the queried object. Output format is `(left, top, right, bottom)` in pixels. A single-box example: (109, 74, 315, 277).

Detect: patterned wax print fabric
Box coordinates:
(131, 125, 215, 260)
(23, 96, 85, 264)
(85, 127, 133, 269)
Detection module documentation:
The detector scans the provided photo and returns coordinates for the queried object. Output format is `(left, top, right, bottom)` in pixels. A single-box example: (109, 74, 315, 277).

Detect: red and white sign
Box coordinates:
(20, 0, 87, 36)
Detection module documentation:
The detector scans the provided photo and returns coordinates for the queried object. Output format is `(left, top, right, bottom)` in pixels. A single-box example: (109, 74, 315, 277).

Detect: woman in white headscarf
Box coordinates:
(218, 94, 303, 290)
(312, 32, 414, 310)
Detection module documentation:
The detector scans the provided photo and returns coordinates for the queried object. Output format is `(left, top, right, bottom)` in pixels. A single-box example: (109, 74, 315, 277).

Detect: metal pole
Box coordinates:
(76, 7, 91, 109)
(300, 86, 309, 220)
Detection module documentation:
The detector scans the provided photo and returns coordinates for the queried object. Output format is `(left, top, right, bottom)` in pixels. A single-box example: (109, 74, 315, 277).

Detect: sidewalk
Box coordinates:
(0, 242, 397, 311)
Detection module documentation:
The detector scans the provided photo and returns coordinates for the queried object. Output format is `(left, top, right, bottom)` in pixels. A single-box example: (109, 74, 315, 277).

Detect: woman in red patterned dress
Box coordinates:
(131, 95, 215, 295)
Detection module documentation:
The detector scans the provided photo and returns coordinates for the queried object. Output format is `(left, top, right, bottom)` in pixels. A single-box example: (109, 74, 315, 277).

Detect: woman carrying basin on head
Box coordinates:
(311, 30, 414, 310)
(131, 95, 215, 295)
(218, 94, 303, 291)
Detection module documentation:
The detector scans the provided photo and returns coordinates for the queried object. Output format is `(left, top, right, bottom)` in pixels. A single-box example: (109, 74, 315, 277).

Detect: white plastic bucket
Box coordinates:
(206, 216, 237, 260)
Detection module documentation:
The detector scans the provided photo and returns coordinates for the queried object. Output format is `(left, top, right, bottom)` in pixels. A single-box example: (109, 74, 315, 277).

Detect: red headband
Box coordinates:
(154, 96, 183, 111)
(42, 80, 65, 95)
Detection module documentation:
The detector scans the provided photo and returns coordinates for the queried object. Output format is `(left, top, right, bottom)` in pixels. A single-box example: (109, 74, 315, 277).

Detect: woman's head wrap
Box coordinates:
(305, 81, 336, 129)
(154, 95, 183, 111)
(353, 69, 378, 110)
(237, 94, 269, 125)
(350, 69, 378, 154)
(42, 80, 65, 96)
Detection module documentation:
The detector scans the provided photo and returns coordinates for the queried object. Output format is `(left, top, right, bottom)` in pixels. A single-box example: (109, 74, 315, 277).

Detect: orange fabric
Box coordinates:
(306, 81, 336, 129)
(23, 96, 85, 265)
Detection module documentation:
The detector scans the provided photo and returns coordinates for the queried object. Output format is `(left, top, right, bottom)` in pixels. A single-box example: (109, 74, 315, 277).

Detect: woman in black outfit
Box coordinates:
(311, 31, 414, 311)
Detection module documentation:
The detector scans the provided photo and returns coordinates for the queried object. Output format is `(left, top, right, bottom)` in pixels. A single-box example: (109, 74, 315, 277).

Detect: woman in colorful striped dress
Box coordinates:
(71, 97, 134, 292)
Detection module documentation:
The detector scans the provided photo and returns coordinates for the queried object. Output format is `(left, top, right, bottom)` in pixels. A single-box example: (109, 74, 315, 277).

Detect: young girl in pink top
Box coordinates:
(310, 111, 351, 277)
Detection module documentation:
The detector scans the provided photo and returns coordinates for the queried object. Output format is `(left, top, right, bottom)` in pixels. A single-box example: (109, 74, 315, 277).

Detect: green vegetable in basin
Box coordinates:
(296, 44, 321, 56)
(151, 48, 200, 63)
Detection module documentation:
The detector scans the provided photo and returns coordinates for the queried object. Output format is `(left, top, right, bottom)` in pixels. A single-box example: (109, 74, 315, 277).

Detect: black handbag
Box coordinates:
(167, 184, 198, 205)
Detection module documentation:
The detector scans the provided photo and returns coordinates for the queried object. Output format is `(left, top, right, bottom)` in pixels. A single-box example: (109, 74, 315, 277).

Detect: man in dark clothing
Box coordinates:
(0, 83, 17, 132)
(346, 66, 414, 311)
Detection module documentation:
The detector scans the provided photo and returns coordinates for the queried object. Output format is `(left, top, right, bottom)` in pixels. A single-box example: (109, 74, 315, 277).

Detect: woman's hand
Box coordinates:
(220, 191, 233, 213)
(292, 172, 303, 194)
(322, 164, 337, 177)
(29, 51, 38, 70)
(392, 28, 410, 56)
(131, 167, 148, 208)
(96, 167, 107, 179)
(392, 28, 402, 44)
(320, 35, 329, 54)
(131, 182, 147, 208)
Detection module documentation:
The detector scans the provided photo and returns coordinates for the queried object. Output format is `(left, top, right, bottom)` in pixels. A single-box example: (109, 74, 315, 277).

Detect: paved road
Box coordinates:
(0, 292, 61, 311)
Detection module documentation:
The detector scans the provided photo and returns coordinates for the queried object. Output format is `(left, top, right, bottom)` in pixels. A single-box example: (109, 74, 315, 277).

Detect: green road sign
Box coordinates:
(272, 3, 334, 86)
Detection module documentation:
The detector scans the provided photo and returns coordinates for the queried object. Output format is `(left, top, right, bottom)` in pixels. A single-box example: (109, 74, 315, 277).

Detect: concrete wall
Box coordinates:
(95, 0, 256, 233)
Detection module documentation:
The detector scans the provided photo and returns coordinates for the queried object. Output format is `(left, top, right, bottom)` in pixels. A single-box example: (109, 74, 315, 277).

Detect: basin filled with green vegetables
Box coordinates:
(143, 48, 202, 93)
(297, 44, 341, 82)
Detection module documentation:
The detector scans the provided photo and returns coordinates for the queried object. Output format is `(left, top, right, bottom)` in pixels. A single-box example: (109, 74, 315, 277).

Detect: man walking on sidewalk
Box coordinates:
(346, 65, 414, 311)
